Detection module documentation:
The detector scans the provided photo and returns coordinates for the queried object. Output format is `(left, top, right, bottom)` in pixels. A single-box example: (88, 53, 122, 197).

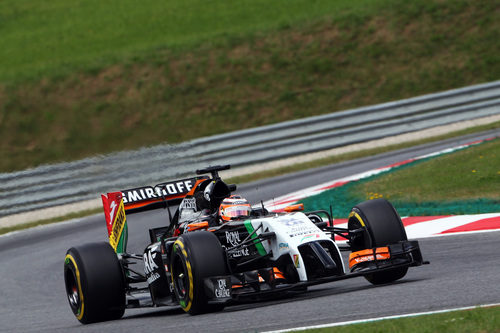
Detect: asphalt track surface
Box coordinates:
(1, 129, 499, 332)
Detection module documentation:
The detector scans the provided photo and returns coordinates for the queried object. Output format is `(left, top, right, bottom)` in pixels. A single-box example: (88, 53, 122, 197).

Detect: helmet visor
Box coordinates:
(223, 205, 251, 218)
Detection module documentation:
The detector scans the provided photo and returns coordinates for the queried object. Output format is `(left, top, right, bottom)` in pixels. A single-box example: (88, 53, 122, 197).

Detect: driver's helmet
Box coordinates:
(219, 195, 251, 222)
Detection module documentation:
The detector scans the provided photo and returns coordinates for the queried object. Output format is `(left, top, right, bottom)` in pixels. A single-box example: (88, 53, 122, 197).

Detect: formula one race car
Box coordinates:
(64, 165, 428, 324)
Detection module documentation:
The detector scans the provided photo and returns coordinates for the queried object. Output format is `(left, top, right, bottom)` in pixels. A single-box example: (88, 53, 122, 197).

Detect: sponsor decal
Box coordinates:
(288, 225, 319, 237)
(108, 201, 117, 229)
(180, 197, 196, 210)
(229, 200, 248, 205)
(278, 216, 305, 227)
(101, 192, 122, 237)
(352, 254, 388, 264)
(144, 250, 159, 275)
(147, 272, 161, 284)
(122, 179, 195, 204)
(215, 279, 231, 298)
(293, 254, 300, 268)
(276, 216, 318, 237)
(300, 233, 320, 243)
(225, 231, 242, 246)
(279, 242, 289, 250)
(105, 194, 127, 252)
(225, 231, 249, 257)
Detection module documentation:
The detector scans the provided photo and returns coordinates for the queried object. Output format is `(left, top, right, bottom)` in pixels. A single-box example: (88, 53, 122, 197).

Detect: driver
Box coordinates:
(218, 195, 251, 223)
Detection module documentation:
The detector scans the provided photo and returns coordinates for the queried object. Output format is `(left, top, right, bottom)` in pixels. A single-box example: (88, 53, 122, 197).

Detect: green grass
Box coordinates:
(355, 139, 500, 202)
(1, 0, 499, 173)
(300, 137, 500, 217)
(297, 306, 500, 333)
(0, 0, 378, 83)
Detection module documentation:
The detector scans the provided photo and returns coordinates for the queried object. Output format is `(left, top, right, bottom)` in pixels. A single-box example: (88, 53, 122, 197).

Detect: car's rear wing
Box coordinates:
(119, 176, 209, 214)
(101, 176, 209, 253)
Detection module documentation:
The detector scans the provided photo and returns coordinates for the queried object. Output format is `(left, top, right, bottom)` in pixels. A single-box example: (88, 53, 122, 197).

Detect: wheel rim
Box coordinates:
(65, 268, 81, 314)
(348, 213, 370, 251)
(172, 253, 188, 300)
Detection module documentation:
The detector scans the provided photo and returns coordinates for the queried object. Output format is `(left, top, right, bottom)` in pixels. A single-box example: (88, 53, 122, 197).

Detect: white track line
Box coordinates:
(264, 303, 500, 332)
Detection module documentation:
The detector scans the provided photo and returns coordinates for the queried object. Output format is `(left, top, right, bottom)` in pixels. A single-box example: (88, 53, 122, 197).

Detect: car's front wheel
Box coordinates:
(348, 198, 409, 285)
(170, 231, 228, 314)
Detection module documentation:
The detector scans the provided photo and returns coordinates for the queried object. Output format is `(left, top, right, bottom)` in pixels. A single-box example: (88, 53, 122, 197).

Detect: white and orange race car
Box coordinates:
(63, 165, 428, 324)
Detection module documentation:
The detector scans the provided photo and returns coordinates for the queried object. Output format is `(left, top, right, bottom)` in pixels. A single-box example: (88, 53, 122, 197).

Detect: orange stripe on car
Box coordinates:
(124, 195, 186, 211)
(185, 221, 209, 232)
(284, 203, 304, 212)
(349, 247, 390, 269)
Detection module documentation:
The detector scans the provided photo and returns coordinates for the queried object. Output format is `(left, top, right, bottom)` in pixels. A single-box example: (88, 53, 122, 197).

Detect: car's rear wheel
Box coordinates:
(170, 231, 228, 314)
(348, 198, 409, 285)
(64, 242, 125, 324)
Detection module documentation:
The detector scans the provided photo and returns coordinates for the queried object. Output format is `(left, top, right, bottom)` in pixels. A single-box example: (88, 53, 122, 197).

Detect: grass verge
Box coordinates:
(295, 305, 500, 333)
(355, 139, 500, 202)
(299, 136, 500, 217)
(0, 0, 370, 83)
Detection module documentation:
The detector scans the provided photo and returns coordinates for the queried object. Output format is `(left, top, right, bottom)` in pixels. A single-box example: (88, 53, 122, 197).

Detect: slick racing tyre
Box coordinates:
(64, 242, 126, 324)
(348, 198, 409, 285)
(170, 231, 228, 315)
